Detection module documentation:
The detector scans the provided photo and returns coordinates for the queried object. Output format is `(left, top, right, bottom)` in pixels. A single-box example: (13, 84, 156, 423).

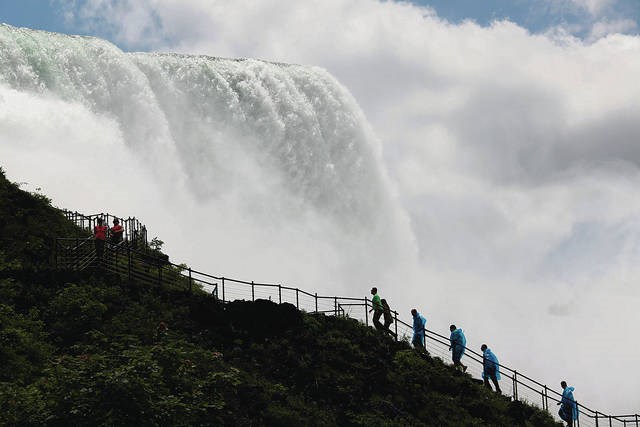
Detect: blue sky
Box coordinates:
(419, 0, 640, 35)
(0, 0, 68, 33)
(1, 0, 638, 50)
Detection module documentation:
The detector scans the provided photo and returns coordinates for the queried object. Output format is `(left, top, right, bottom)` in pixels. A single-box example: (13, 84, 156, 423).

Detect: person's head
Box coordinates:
(561, 381, 567, 389)
(381, 298, 388, 306)
(97, 217, 103, 225)
(450, 324, 457, 332)
(481, 344, 487, 351)
(370, 287, 377, 295)
(113, 218, 119, 225)
(411, 308, 417, 316)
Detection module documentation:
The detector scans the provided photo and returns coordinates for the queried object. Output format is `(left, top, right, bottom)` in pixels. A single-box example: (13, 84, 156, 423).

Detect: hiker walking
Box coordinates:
(369, 287, 384, 331)
(557, 381, 578, 427)
(449, 325, 468, 372)
(381, 299, 396, 337)
(411, 309, 427, 350)
(481, 344, 501, 393)
(93, 217, 108, 260)
(110, 218, 124, 244)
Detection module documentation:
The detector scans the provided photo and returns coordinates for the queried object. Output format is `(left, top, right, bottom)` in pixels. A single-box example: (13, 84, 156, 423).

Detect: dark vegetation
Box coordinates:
(0, 168, 561, 426)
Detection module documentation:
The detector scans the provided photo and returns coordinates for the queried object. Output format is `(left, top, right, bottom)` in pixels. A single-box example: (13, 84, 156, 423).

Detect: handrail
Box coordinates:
(54, 210, 639, 426)
(62, 210, 148, 248)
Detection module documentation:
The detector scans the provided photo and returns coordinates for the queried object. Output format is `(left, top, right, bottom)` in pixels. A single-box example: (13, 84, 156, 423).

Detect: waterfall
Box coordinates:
(0, 24, 416, 292)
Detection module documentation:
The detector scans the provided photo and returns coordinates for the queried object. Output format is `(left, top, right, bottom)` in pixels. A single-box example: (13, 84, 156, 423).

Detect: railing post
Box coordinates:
(251, 281, 255, 301)
(364, 297, 368, 326)
(222, 277, 226, 302)
(394, 310, 398, 340)
(543, 385, 547, 410)
(127, 246, 132, 282)
(334, 297, 338, 316)
(315, 293, 318, 313)
(188, 268, 192, 293)
(296, 288, 299, 309)
(609, 415, 612, 427)
(279, 284, 282, 304)
(595, 411, 599, 427)
(423, 327, 427, 350)
(635, 413, 638, 427)
(513, 371, 518, 401)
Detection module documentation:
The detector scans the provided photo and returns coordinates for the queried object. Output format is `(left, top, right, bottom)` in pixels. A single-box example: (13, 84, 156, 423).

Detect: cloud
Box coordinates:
(53, 0, 640, 412)
(570, 0, 615, 16)
(589, 17, 637, 39)
(537, 0, 638, 38)
(53, 0, 166, 48)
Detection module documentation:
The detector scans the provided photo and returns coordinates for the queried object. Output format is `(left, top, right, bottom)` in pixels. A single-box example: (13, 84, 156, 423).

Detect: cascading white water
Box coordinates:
(0, 24, 417, 293)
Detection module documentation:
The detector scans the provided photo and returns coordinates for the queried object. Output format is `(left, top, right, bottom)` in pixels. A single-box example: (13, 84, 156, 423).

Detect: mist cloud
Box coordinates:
(49, 0, 640, 412)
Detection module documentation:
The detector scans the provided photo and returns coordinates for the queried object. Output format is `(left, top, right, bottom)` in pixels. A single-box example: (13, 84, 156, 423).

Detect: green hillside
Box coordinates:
(0, 168, 560, 426)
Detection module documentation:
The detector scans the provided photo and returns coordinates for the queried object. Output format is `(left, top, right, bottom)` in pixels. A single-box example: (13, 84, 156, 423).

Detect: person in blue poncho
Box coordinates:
(449, 325, 467, 372)
(557, 381, 578, 426)
(410, 309, 426, 350)
(480, 344, 501, 394)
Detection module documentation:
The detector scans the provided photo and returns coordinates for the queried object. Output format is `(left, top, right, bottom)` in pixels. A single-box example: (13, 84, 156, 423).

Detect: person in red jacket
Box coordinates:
(110, 218, 124, 244)
(94, 217, 108, 259)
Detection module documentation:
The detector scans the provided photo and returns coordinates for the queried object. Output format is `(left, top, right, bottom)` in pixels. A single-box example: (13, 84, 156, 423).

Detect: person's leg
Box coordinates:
(373, 310, 383, 330)
(483, 376, 492, 390)
(95, 239, 104, 259)
(452, 352, 460, 369)
(412, 334, 424, 350)
(559, 407, 570, 424)
(383, 319, 395, 337)
(453, 351, 467, 372)
(491, 373, 501, 393)
(459, 354, 467, 372)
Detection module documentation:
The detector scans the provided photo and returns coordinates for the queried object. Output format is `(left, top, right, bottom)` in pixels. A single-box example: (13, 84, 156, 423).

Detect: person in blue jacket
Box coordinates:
(411, 309, 426, 350)
(557, 381, 578, 426)
(480, 344, 501, 393)
(449, 325, 467, 372)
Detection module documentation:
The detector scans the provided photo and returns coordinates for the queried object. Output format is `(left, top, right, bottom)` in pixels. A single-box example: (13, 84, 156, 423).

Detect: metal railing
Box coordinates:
(54, 210, 639, 426)
(55, 238, 219, 297)
(62, 210, 148, 249)
(357, 301, 639, 426)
